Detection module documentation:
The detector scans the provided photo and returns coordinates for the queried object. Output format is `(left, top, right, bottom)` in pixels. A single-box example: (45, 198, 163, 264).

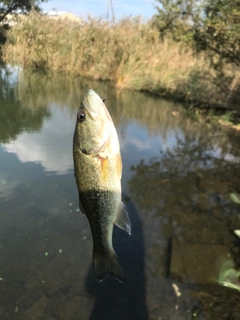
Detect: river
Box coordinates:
(0, 66, 240, 320)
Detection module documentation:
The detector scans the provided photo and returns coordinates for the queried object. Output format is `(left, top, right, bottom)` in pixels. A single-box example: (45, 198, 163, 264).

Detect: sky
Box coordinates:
(40, 0, 157, 20)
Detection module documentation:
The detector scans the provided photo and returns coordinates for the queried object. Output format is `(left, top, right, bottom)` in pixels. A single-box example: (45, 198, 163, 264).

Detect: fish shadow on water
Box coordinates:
(85, 198, 149, 320)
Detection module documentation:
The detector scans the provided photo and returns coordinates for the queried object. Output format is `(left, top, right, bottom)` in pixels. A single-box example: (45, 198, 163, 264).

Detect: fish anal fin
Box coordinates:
(114, 202, 131, 235)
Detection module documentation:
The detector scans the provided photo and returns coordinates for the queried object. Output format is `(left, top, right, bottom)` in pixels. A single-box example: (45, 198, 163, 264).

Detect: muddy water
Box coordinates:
(0, 66, 240, 320)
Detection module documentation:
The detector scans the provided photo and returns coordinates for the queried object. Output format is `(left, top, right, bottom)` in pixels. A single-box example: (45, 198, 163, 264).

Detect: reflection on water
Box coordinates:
(0, 66, 240, 319)
(3, 106, 74, 174)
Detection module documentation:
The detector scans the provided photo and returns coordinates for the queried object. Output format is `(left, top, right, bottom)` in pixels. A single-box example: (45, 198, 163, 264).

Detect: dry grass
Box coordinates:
(2, 11, 240, 110)
(2, 12, 198, 84)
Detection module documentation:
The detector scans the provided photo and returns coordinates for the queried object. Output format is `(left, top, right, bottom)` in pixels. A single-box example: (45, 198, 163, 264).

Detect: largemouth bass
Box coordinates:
(73, 89, 131, 283)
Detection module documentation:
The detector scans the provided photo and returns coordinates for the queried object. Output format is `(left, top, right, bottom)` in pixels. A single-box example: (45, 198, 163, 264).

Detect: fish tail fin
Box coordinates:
(93, 250, 124, 283)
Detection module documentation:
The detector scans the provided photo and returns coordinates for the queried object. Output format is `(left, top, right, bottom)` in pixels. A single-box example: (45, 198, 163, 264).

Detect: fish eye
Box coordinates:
(102, 98, 106, 103)
(77, 111, 85, 122)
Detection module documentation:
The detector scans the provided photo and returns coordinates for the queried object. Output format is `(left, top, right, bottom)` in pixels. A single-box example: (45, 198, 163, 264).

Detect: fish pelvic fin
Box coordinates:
(114, 202, 131, 235)
(78, 195, 86, 215)
(93, 251, 124, 283)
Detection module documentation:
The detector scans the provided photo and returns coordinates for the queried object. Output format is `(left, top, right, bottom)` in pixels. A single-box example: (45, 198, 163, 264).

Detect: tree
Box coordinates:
(0, 68, 51, 143)
(155, 0, 240, 69)
(0, 0, 46, 23)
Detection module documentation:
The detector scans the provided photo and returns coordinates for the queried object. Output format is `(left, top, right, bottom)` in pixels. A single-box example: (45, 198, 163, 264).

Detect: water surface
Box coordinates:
(0, 67, 240, 320)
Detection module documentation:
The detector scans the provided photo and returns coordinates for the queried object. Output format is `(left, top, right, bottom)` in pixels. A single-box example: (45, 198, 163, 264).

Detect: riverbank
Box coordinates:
(1, 12, 240, 125)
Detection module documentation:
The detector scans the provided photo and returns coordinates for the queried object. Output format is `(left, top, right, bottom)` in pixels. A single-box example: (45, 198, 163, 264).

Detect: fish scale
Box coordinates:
(73, 89, 131, 283)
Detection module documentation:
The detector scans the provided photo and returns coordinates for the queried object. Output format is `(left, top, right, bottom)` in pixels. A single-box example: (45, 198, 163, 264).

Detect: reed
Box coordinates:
(2, 12, 239, 111)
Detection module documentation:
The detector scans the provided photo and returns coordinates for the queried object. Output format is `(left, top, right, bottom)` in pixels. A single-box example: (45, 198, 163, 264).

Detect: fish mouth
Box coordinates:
(75, 90, 113, 155)
(82, 90, 103, 120)
(82, 89, 112, 122)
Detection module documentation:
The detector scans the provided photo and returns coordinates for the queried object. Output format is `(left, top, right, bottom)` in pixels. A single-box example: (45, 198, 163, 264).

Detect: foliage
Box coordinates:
(2, 12, 240, 113)
(3, 12, 195, 88)
(0, 67, 50, 143)
(155, 0, 240, 69)
(0, 0, 46, 23)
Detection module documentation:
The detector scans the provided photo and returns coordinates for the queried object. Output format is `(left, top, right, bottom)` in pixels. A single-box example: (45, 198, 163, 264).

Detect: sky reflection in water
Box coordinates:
(0, 66, 240, 319)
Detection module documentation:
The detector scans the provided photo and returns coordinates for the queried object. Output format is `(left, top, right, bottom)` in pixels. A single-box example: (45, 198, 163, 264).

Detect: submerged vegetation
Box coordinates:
(0, 3, 240, 123)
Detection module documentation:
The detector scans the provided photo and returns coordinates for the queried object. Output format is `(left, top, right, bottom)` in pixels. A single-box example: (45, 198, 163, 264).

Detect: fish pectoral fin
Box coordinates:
(114, 202, 131, 235)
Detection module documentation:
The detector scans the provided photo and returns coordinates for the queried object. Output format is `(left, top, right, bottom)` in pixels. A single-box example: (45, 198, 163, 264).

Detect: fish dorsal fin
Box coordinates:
(114, 202, 131, 235)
